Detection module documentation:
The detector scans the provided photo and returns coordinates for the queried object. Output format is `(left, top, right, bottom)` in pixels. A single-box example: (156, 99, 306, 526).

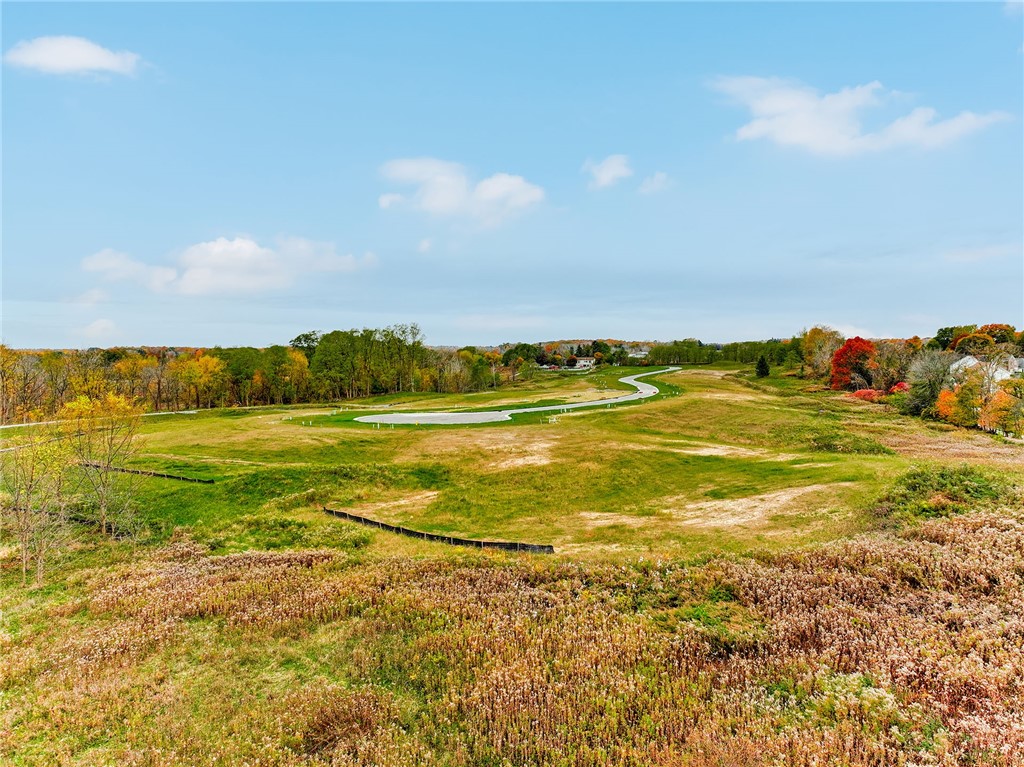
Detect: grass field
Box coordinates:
(3, 364, 1024, 765)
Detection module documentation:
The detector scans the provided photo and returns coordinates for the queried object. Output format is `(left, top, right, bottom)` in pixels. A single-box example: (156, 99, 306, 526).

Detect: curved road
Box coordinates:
(354, 367, 679, 425)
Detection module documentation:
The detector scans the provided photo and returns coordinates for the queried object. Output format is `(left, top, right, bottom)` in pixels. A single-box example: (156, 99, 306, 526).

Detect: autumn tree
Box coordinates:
(802, 326, 845, 379)
(977, 324, 1017, 345)
(943, 370, 983, 428)
(931, 325, 977, 351)
(60, 394, 142, 537)
(905, 350, 957, 416)
(0, 431, 75, 584)
(953, 333, 996, 356)
(289, 330, 322, 361)
(830, 337, 877, 391)
(871, 340, 916, 392)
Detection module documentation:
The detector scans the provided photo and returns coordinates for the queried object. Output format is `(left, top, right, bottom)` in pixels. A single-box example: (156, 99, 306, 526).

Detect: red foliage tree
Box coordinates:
(830, 337, 877, 391)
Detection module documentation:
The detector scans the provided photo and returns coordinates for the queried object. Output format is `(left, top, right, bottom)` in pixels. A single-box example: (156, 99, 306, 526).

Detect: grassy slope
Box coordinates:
(3, 365, 1024, 765)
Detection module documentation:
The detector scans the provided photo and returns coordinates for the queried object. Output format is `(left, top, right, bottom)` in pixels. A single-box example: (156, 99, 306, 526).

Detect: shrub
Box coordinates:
(872, 465, 1011, 523)
(848, 389, 885, 403)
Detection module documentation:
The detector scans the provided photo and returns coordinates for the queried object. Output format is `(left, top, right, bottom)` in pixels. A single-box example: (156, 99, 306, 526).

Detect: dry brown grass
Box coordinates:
(6, 503, 1024, 765)
(873, 426, 1024, 467)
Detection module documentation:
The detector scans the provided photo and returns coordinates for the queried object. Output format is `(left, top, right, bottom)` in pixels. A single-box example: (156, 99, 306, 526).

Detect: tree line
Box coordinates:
(3, 322, 1021, 434)
(2, 324, 524, 423)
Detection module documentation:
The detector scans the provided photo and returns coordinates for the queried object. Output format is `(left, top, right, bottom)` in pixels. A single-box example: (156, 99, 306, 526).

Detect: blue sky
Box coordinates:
(2, 2, 1022, 349)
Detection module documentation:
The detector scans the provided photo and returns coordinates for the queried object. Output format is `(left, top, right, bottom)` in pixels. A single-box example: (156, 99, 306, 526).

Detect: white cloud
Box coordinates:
(582, 154, 633, 189)
(638, 171, 672, 195)
(82, 236, 374, 297)
(4, 36, 140, 76)
(712, 76, 1008, 156)
(276, 236, 376, 273)
(943, 243, 1020, 263)
(175, 238, 285, 295)
(417, 238, 432, 253)
(70, 288, 109, 306)
(380, 157, 544, 225)
(83, 248, 177, 291)
(80, 318, 117, 341)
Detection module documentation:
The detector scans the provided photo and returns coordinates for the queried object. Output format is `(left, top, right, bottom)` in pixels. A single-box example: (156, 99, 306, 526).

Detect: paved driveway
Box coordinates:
(354, 368, 679, 425)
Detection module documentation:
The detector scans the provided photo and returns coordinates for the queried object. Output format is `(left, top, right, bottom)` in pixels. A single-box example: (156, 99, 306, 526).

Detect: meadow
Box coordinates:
(2, 364, 1023, 765)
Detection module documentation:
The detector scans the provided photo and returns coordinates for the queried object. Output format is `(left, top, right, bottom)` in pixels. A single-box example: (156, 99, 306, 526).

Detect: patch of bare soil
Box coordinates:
(875, 427, 1024, 467)
(624, 441, 800, 461)
(352, 491, 440, 521)
(490, 444, 555, 470)
(688, 391, 767, 402)
(662, 483, 854, 529)
(404, 430, 558, 470)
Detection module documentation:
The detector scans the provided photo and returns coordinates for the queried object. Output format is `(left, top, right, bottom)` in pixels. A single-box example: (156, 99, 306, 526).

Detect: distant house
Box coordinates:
(949, 354, 1021, 392)
(574, 357, 597, 370)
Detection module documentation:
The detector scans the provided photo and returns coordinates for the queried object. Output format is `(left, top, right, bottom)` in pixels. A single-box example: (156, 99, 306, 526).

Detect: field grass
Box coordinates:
(3, 364, 1024, 765)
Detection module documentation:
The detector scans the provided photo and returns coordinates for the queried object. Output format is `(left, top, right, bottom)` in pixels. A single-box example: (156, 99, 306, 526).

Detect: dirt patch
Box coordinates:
(625, 441, 801, 462)
(688, 392, 766, 402)
(404, 430, 558, 470)
(351, 491, 440, 521)
(491, 445, 555, 470)
(662, 483, 854, 529)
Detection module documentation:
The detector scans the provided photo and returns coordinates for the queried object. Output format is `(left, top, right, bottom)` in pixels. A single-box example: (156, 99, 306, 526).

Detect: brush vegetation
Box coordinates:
(3, 365, 1023, 765)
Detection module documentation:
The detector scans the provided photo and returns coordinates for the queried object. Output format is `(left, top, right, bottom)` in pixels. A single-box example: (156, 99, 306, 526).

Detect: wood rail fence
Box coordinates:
(323, 506, 554, 554)
(79, 462, 216, 484)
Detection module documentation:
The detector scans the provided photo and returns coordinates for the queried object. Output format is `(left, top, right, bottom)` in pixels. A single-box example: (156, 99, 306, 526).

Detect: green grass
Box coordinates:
(86, 362, 1016, 559)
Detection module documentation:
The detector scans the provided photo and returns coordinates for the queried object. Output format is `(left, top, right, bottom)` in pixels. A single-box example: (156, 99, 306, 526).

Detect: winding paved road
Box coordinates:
(354, 367, 679, 425)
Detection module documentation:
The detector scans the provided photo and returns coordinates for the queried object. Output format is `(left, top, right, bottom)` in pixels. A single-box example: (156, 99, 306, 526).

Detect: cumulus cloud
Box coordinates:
(83, 248, 177, 291)
(379, 158, 544, 225)
(80, 318, 117, 341)
(4, 36, 140, 76)
(712, 76, 1008, 156)
(582, 154, 633, 189)
(70, 288, 109, 306)
(82, 236, 375, 296)
(638, 171, 672, 195)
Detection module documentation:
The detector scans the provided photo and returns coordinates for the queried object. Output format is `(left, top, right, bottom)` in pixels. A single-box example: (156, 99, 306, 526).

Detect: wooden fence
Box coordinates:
(322, 506, 554, 553)
(79, 462, 216, 484)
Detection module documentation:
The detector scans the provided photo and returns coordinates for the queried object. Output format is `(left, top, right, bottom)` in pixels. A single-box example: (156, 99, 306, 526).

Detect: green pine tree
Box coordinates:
(755, 355, 770, 378)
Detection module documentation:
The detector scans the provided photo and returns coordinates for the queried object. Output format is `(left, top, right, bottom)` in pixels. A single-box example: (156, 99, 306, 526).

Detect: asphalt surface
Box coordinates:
(353, 367, 679, 425)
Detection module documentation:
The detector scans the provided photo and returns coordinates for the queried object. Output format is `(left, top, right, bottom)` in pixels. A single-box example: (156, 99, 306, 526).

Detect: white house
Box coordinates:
(949, 354, 1021, 392)
(574, 357, 597, 370)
